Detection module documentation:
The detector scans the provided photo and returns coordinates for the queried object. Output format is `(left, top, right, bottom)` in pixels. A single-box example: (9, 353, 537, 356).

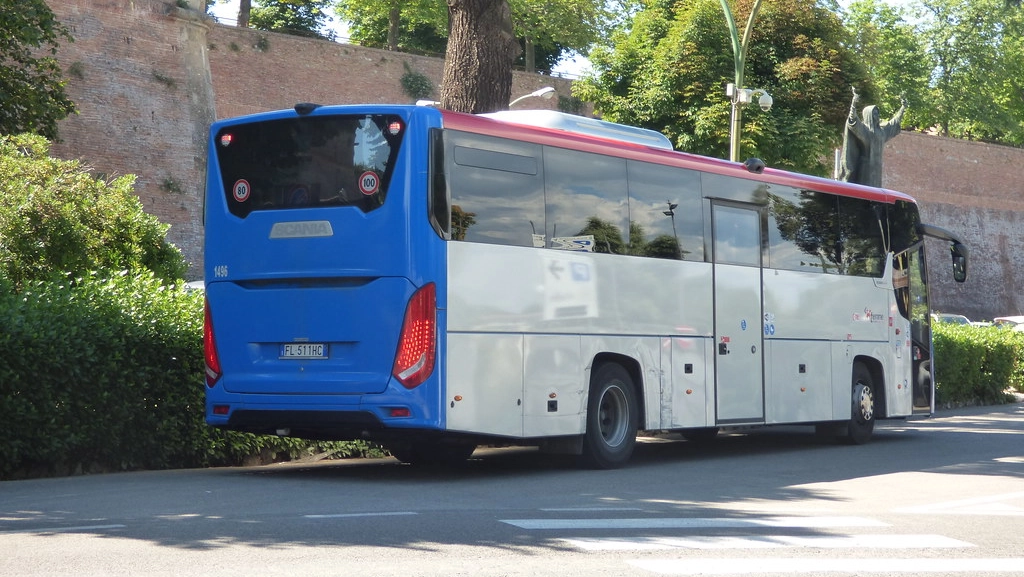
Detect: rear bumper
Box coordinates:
(217, 409, 384, 440)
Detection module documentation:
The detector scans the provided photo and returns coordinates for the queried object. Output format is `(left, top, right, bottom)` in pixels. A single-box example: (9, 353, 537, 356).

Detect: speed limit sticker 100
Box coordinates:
(358, 171, 379, 196)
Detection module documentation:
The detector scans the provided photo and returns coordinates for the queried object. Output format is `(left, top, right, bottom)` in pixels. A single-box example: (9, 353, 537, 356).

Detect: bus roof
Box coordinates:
(439, 108, 916, 206)
(478, 110, 675, 150)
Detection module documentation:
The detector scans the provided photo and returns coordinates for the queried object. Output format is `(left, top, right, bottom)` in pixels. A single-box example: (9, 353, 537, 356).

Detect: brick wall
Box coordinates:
(44, 0, 1021, 320)
(48, 0, 212, 275)
(46, 0, 568, 277)
(885, 133, 1024, 320)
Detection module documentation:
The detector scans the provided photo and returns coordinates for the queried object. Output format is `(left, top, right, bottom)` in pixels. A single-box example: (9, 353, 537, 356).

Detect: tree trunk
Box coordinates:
(237, 0, 251, 28)
(387, 6, 400, 51)
(524, 36, 535, 73)
(440, 0, 521, 114)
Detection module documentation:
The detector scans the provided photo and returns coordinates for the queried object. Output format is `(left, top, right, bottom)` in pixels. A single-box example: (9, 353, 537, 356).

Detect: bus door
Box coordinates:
(712, 203, 765, 424)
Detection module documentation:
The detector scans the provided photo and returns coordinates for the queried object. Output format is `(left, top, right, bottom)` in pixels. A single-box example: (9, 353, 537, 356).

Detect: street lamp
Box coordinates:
(718, 0, 766, 162)
(727, 83, 773, 162)
(663, 201, 680, 259)
(509, 86, 556, 107)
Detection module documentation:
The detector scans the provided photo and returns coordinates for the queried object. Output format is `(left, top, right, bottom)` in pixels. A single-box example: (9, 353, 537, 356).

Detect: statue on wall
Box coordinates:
(839, 88, 907, 187)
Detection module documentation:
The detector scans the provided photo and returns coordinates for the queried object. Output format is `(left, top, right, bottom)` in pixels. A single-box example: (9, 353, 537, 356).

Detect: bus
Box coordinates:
(202, 103, 968, 468)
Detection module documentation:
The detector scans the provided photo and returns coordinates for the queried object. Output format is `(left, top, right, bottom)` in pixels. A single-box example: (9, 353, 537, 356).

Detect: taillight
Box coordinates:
(392, 283, 436, 389)
(204, 300, 222, 387)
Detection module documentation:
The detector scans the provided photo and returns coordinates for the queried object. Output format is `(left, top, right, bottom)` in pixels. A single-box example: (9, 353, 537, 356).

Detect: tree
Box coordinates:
(575, 0, 868, 174)
(576, 216, 626, 254)
(510, 0, 611, 72)
(0, 134, 187, 289)
(843, 0, 931, 131)
(249, 0, 336, 39)
(440, 0, 521, 113)
(0, 0, 76, 139)
(336, 0, 447, 52)
(908, 0, 1024, 143)
(239, 0, 252, 27)
(336, 0, 612, 73)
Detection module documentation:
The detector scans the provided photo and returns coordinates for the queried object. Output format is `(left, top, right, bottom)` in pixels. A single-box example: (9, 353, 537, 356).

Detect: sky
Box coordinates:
(207, 1, 590, 78)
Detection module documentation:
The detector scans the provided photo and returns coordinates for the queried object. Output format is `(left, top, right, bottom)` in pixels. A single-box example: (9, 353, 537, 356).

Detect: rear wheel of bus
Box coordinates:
(581, 362, 638, 469)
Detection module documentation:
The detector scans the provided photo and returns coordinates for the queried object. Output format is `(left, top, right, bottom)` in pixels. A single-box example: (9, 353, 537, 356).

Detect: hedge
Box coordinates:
(0, 272, 377, 480)
(933, 322, 1022, 406)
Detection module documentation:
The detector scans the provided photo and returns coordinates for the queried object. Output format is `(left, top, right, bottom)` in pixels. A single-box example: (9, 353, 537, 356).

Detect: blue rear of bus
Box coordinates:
(203, 104, 447, 440)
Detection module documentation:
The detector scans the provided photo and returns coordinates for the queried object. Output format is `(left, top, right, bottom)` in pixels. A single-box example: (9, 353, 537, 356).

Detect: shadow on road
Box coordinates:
(1, 402, 1021, 555)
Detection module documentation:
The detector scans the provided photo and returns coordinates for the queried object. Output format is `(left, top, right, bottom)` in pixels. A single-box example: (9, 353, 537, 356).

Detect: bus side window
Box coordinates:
(543, 147, 628, 254)
(626, 161, 703, 261)
(445, 131, 544, 247)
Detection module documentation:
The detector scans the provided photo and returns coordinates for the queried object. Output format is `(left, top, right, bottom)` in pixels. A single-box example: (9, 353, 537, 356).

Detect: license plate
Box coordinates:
(279, 343, 327, 359)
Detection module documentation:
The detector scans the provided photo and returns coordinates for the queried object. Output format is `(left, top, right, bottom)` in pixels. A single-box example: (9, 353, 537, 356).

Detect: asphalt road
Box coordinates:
(2, 402, 1023, 577)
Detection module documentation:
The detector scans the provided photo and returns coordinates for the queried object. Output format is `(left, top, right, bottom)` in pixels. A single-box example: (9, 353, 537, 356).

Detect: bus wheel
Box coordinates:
(387, 441, 476, 467)
(844, 362, 876, 445)
(580, 363, 638, 469)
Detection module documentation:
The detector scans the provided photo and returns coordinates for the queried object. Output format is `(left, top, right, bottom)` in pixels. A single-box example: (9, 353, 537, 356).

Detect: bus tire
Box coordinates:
(580, 363, 638, 469)
(844, 362, 876, 445)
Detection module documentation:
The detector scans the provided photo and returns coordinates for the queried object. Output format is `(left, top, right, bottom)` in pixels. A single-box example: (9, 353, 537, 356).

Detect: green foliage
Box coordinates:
(845, 0, 1024, 145)
(337, 0, 448, 53)
(251, 0, 336, 40)
(932, 322, 1021, 406)
(909, 0, 1024, 143)
(0, 272, 380, 479)
(0, 136, 374, 480)
(400, 62, 434, 100)
(843, 0, 930, 130)
(0, 0, 77, 139)
(0, 134, 188, 288)
(336, 0, 612, 72)
(575, 0, 868, 174)
(0, 272, 205, 478)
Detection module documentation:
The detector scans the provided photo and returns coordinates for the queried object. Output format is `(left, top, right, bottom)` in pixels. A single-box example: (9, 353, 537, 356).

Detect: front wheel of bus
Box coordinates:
(581, 363, 638, 469)
(844, 362, 876, 445)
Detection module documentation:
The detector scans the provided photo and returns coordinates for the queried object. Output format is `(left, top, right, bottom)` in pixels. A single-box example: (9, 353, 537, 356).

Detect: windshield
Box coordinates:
(214, 114, 404, 218)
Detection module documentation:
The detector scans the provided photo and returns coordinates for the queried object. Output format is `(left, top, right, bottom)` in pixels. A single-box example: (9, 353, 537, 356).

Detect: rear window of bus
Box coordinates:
(214, 114, 403, 218)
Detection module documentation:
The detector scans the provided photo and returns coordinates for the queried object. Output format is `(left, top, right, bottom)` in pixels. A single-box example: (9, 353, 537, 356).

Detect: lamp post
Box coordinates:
(663, 201, 680, 259)
(727, 83, 773, 162)
(509, 86, 556, 107)
(719, 0, 767, 162)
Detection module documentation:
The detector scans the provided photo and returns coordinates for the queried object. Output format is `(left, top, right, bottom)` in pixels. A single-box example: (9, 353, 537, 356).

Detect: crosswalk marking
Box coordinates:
(505, 513, 1021, 574)
(562, 534, 973, 551)
(895, 491, 1024, 516)
(0, 524, 126, 534)
(630, 557, 1024, 574)
(500, 516, 888, 530)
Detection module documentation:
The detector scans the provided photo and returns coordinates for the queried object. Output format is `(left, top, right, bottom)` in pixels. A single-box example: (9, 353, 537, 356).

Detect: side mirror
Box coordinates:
(951, 242, 968, 283)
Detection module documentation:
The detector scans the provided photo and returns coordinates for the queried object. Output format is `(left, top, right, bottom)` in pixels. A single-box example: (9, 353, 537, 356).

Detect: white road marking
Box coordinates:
(896, 491, 1024, 516)
(0, 524, 126, 534)
(630, 557, 1024, 574)
(303, 511, 417, 519)
(562, 533, 973, 551)
(501, 516, 888, 530)
(540, 507, 645, 512)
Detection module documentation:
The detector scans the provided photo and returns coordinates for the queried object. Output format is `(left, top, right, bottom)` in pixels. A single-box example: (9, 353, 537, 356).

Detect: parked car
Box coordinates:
(932, 313, 971, 325)
(993, 316, 1024, 331)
